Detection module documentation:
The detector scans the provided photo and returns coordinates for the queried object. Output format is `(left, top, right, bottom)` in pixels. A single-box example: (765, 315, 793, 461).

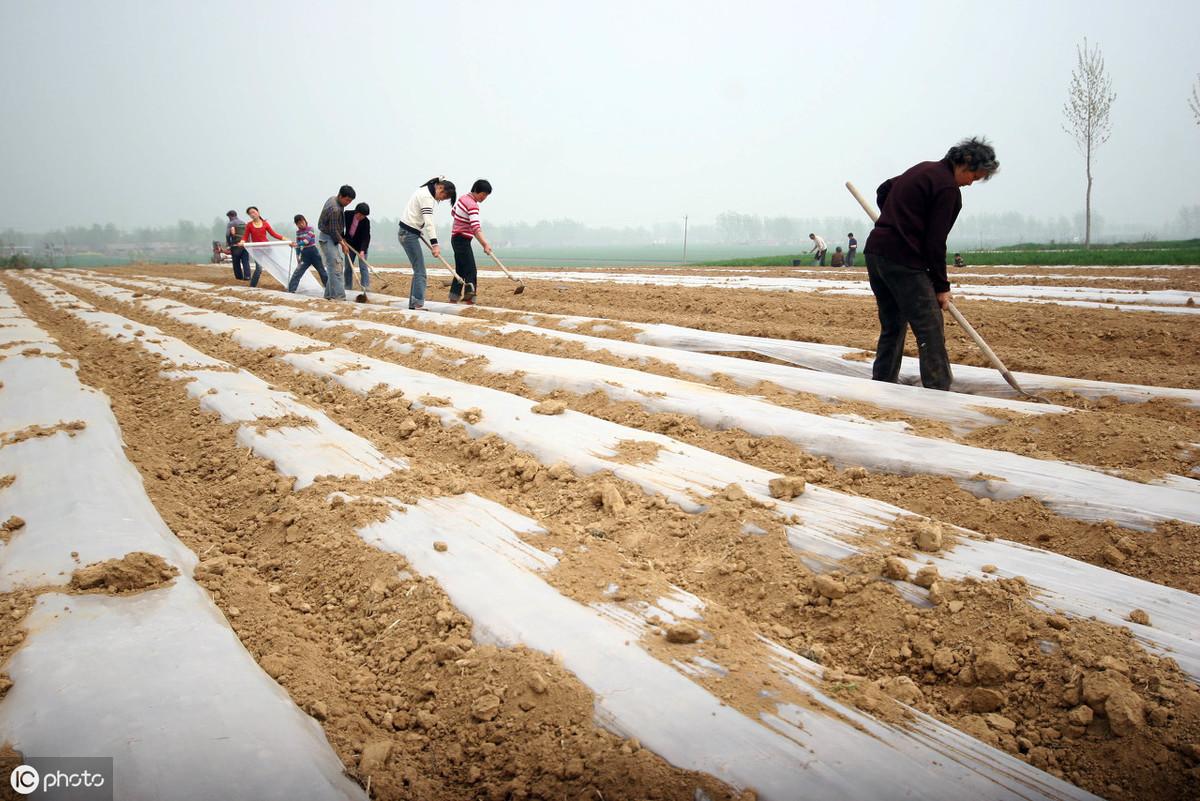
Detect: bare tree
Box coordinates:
(1062, 38, 1116, 248)
(1190, 74, 1200, 126)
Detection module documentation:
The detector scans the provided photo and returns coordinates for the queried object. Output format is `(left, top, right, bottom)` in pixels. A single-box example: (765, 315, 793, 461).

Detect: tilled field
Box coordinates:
(2, 263, 1199, 801)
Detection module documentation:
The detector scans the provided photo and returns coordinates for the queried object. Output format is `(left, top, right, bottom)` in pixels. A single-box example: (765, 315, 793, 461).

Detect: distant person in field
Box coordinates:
(287, 213, 328, 292)
(241, 206, 288, 288)
(318, 185, 356, 301)
(342, 202, 372, 291)
(449, 179, 494, 304)
(809, 233, 827, 266)
(864, 136, 999, 391)
(846, 233, 858, 266)
(830, 246, 845, 268)
(954, 252, 965, 268)
(226, 210, 250, 281)
(398, 176, 456, 310)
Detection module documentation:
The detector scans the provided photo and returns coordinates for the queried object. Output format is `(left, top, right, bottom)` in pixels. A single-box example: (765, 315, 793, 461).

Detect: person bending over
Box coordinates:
(809, 233, 827, 266)
(449, 179, 494, 304)
(342, 202, 372, 290)
(318, 185, 356, 301)
(397, 176, 455, 310)
(863, 137, 998, 390)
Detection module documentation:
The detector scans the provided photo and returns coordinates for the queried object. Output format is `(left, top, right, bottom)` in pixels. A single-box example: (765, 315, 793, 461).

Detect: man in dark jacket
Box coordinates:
(343, 202, 372, 290)
(226, 210, 250, 281)
(863, 137, 998, 391)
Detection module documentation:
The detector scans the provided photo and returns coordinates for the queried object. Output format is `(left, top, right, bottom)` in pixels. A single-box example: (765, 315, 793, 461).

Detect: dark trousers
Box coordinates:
(288, 245, 327, 292)
(450, 235, 477, 301)
(846, 248, 857, 266)
(231, 247, 250, 280)
(814, 249, 827, 266)
(344, 252, 369, 290)
(865, 251, 952, 391)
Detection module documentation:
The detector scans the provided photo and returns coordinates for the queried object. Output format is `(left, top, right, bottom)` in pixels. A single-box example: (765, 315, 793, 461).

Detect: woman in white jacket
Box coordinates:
(397, 177, 456, 310)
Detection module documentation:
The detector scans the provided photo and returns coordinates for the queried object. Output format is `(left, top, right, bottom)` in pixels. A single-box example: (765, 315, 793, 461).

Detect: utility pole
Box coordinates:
(682, 215, 689, 264)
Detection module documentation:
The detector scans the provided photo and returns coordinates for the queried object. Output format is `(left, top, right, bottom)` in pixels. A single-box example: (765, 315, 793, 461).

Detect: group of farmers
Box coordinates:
(224, 176, 494, 309)
(805, 232, 858, 267)
(220, 136, 998, 396)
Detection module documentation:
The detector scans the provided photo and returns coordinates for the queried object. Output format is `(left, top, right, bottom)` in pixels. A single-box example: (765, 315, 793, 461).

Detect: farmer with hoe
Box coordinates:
(318, 184, 357, 301)
(863, 136, 999, 391)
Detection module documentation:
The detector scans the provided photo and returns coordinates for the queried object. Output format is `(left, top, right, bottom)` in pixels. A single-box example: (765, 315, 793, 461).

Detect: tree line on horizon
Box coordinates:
(3, 205, 1200, 257)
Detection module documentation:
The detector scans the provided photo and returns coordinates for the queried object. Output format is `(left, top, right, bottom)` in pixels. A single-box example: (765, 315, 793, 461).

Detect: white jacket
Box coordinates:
(810, 235, 827, 252)
(400, 186, 440, 245)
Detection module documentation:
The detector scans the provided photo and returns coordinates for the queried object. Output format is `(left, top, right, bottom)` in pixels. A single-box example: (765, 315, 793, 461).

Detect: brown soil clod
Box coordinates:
(531, 399, 567, 415)
(767, 475, 807, 500)
(69, 552, 180, 594)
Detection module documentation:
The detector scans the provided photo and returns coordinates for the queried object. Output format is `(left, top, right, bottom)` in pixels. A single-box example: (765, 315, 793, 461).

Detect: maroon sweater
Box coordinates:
(864, 157, 962, 293)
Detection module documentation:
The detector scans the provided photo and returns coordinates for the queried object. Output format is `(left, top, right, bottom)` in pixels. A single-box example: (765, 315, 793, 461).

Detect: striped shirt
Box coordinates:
(451, 194, 482, 238)
(400, 185, 439, 245)
(295, 225, 316, 249)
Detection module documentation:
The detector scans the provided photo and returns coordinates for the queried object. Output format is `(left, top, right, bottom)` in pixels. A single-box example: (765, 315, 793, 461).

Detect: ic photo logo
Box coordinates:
(9, 764, 39, 794)
(8, 759, 111, 799)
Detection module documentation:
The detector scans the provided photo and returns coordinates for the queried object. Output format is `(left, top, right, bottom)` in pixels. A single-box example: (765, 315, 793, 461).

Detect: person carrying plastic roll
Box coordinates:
(342, 202, 371, 291)
(397, 176, 455, 310)
(317, 185, 356, 301)
(864, 136, 999, 391)
(448, 179, 494, 304)
(287, 213, 328, 292)
(241, 206, 288, 287)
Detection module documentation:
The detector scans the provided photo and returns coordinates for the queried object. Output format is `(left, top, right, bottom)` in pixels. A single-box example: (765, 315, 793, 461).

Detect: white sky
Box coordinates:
(1, 0, 1197, 231)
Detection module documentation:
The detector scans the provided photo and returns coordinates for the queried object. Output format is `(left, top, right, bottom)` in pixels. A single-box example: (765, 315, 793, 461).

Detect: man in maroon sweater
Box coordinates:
(863, 137, 999, 391)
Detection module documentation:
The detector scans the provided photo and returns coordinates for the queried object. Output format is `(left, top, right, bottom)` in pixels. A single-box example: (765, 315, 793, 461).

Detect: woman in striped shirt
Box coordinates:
(397, 177, 456, 310)
(449, 179, 493, 303)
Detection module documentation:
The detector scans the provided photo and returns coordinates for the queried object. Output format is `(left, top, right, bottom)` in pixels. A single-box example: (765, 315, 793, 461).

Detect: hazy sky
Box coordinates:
(1, 0, 1197, 232)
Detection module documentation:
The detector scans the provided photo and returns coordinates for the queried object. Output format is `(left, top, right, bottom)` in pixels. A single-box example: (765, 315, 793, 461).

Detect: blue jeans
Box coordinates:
(865, 251, 952, 390)
(846, 248, 857, 266)
(248, 259, 263, 287)
(288, 245, 327, 293)
(398, 228, 426, 308)
(344, 253, 369, 291)
(319, 236, 344, 300)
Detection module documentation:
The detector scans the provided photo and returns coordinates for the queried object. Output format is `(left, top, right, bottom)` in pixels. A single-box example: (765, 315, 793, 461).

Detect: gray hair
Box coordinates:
(945, 136, 999, 178)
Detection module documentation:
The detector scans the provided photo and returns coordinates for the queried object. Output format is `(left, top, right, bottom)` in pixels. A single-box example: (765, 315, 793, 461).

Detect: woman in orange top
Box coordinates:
(241, 206, 287, 287)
